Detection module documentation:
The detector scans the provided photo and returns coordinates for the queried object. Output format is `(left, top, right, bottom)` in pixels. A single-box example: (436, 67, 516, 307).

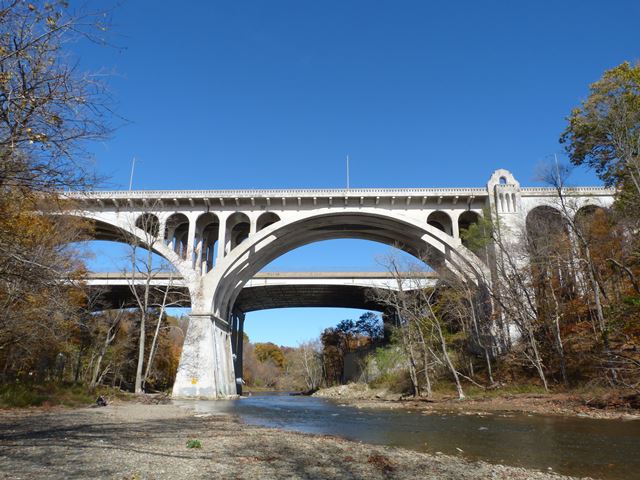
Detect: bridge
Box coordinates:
(64, 169, 615, 398)
(83, 271, 438, 311)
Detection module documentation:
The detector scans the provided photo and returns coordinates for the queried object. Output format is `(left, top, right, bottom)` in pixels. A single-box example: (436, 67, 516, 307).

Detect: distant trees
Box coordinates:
(319, 312, 384, 386)
(238, 337, 317, 391)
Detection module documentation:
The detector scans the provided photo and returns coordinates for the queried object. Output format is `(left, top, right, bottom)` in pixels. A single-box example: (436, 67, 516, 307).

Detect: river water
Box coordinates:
(175, 392, 640, 480)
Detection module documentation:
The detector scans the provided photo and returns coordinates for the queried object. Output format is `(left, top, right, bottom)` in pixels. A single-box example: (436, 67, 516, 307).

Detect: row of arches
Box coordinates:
(525, 204, 605, 236)
(427, 210, 481, 240)
(131, 208, 486, 276)
(135, 211, 282, 273)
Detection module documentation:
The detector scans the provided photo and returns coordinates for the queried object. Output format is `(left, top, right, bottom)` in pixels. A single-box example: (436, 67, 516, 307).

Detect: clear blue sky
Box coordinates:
(76, 1, 639, 346)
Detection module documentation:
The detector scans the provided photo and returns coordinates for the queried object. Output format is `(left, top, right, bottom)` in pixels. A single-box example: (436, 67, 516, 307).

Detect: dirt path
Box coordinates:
(0, 401, 588, 480)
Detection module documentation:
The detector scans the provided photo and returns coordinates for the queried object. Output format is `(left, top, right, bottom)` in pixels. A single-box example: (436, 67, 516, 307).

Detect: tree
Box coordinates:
(560, 62, 640, 196)
(288, 340, 323, 392)
(355, 312, 384, 341)
(123, 209, 184, 394)
(0, 1, 115, 386)
(254, 342, 286, 368)
(0, 0, 112, 192)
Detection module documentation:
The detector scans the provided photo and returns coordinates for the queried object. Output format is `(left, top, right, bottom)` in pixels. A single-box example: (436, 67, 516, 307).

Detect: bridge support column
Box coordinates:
(230, 312, 245, 395)
(172, 313, 236, 399)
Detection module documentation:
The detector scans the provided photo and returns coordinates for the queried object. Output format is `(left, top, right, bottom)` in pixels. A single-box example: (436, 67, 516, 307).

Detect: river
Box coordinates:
(175, 392, 640, 480)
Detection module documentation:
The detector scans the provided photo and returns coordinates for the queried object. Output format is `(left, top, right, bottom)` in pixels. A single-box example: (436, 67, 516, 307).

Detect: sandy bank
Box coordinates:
(0, 400, 587, 479)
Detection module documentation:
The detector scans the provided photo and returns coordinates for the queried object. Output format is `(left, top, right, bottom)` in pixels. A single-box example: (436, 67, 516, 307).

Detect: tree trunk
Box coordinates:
(547, 273, 568, 386)
(434, 320, 465, 400)
(142, 281, 171, 390)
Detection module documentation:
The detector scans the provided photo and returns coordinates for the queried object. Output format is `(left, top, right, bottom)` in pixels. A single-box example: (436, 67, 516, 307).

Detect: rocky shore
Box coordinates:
(0, 400, 587, 480)
(313, 384, 640, 420)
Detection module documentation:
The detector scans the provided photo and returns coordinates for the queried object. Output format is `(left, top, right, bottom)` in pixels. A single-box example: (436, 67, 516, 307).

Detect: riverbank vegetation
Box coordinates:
(0, 2, 185, 405)
(304, 63, 640, 407)
(277, 64, 640, 407)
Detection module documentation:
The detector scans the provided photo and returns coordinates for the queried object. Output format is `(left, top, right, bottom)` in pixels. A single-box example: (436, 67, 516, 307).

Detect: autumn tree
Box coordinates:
(0, 1, 115, 385)
(560, 62, 640, 197)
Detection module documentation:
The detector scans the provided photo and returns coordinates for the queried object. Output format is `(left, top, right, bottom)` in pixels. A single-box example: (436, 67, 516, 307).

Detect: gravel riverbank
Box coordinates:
(0, 400, 587, 480)
(313, 384, 640, 420)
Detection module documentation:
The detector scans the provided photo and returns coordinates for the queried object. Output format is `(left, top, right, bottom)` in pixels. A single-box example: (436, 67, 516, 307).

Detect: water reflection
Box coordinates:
(174, 392, 640, 480)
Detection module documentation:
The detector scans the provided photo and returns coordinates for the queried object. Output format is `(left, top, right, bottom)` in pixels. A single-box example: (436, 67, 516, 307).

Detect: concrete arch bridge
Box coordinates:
(64, 169, 614, 398)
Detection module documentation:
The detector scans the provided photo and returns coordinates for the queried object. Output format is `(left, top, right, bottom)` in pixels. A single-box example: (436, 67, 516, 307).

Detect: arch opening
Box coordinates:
(458, 211, 481, 236)
(195, 212, 219, 274)
(233, 237, 441, 393)
(427, 211, 453, 236)
(227, 212, 250, 252)
(526, 206, 568, 250)
(212, 210, 488, 322)
(257, 212, 280, 231)
(575, 205, 606, 232)
(165, 213, 190, 259)
(135, 213, 160, 238)
(525, 205, 575, 298)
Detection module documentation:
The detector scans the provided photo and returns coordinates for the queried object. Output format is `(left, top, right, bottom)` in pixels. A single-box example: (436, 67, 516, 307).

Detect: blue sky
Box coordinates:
(76, 1, 639, 345)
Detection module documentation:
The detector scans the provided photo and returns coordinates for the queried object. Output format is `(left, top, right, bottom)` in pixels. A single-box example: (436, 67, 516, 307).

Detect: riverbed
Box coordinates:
(0, 402, 575, 479)
(176, 392, 640, 480)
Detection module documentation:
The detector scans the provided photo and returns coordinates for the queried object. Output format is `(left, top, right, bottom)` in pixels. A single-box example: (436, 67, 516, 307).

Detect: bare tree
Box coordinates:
(486, 225, 550, 391)
(88, 309, 124, 389)
(295, 339, 324, 392)
(0, 0, 114, 193)
(123, 209, 184, 394)
(371, 254, 469, 399)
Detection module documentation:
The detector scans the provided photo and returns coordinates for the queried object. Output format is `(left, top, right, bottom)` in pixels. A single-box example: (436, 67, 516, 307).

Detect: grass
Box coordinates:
(0, 382, 132, 408)
(186, 439, 202, 449)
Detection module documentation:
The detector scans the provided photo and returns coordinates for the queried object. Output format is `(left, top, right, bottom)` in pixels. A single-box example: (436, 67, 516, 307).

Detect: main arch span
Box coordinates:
(64, 169, 615, 398)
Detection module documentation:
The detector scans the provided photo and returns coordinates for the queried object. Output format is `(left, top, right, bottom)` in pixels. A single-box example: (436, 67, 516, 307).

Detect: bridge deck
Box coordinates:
(82, 271, 438, 312)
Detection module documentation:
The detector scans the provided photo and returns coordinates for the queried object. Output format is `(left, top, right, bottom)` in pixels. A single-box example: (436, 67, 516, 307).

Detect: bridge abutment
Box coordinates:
(172, 313, 236, 398)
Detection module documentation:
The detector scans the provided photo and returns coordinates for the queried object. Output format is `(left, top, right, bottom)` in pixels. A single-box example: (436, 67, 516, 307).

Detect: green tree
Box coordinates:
(355, 312, 383, 341)
(560, 62, 640, 195)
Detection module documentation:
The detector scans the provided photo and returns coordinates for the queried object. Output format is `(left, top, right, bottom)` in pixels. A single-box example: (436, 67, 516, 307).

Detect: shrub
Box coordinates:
(186, 439, 202, 449)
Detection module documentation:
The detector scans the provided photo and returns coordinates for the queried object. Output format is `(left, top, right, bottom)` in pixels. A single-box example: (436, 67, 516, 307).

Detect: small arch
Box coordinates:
(575, 204, 605, 222)
(165, 213, 190, 259)
(526, 206, 567, 253)
(458, 211, 481, 237)
(257, 212, 280, 231)
(196, 213, 219, 273)
(135, 213, 160, 237)
(227, 212, 250, 251)
(575, 204, 607, 238)
(499, 176, 507, 185)
(427, 211, 453, 236)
